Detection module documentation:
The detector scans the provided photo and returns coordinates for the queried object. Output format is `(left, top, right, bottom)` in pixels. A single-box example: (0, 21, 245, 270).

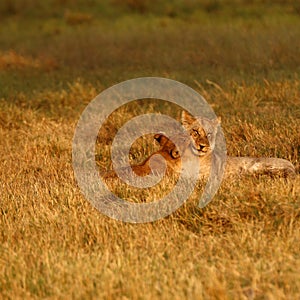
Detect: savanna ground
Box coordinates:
(1, 1, 300, 299)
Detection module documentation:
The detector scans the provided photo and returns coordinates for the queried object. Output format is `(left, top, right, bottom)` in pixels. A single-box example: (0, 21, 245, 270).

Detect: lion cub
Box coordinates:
(177, 111, 296, 178)
(101, 134, 191, 181)
(102, 112, 295, 182)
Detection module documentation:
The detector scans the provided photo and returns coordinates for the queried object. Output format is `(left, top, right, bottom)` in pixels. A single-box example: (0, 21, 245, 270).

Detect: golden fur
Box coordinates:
(102, 111, 296, 182)
(101, 134, 190, 181)
(177, 111, 296, 178)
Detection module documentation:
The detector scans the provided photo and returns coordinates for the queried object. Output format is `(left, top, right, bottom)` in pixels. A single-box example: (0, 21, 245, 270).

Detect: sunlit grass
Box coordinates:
(0, 1, 300, 298)
(1, 78, 299, 298)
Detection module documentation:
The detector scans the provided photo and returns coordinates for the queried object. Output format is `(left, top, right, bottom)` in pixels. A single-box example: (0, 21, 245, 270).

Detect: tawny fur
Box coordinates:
(101, 112, 296, 181)
(101, 134, 190, 181)
(178, 111, 296, 178)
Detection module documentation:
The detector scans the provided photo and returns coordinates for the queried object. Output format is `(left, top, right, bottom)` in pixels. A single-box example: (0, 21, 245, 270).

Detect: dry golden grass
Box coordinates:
(0, 50, 39, 69)
(0, 79, 299, 299)
(0, 50, 58, 71)
(64, 10, 93, 25)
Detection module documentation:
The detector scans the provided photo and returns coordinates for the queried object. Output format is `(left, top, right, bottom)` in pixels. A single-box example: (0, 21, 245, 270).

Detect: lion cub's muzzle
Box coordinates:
(191, 143, 209, 156)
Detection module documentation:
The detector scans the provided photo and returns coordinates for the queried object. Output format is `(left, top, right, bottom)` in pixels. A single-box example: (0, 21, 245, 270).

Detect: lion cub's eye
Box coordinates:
(171, 149, 180, 159)
(192, 130, 198, 137)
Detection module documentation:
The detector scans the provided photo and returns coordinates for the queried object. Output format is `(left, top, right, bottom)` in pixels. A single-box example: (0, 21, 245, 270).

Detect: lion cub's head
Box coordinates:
(102, 134, 190, 181)
(181, 111, 220, 157)
(152, 133, 192, 174)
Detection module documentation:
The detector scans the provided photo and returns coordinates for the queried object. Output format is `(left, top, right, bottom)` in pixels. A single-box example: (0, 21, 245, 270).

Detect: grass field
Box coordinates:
(1, 1, 300, 299)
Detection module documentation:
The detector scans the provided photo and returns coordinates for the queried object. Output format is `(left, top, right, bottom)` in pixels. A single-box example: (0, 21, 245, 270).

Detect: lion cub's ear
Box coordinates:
(170, 148, 180, 159)
(154, 134, 169, 146)
(181, 111, 196, 127)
